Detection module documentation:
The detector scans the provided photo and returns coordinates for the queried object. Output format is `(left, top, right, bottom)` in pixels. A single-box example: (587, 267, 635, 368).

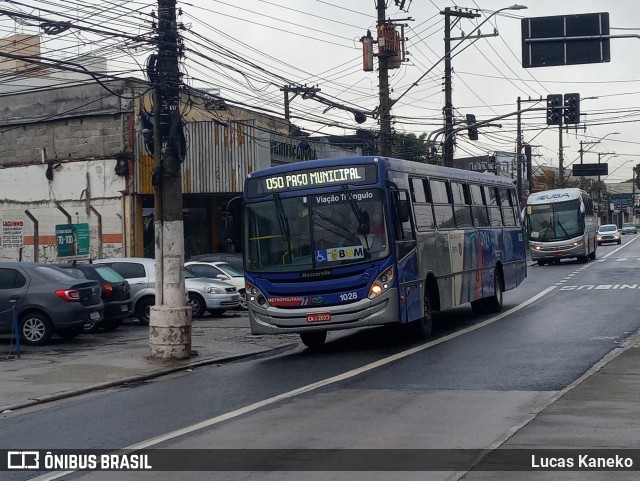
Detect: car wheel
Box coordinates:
(57, 326, 83, 340)
(618, 240, 622, 245)
(20, 312, 53, 346)
(536, 260, 545, 266)
(300, 331, 327, 349)
(135, 297, 154, 326)
(207, 309, 226, 317)
(188, 293, 206, 318)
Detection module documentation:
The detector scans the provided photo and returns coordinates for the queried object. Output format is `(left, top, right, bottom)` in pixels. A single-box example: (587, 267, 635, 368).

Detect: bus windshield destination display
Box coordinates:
(247, 164, 377, 197)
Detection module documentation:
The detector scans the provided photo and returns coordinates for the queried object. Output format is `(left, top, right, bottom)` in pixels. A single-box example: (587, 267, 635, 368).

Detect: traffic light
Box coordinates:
(466, 114, 478, 140)
(546, 94, 562, 125)
(563, 93, 580, 124)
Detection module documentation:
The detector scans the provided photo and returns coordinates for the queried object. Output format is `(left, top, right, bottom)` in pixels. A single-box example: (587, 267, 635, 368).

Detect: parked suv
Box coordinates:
(0, 263, 103, 345)
(56, 263, 131, 332)
(94, 258, 240, 324)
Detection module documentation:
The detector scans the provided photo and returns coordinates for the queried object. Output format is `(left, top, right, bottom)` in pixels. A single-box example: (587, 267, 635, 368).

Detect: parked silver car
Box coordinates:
(94, 258, 240, 324)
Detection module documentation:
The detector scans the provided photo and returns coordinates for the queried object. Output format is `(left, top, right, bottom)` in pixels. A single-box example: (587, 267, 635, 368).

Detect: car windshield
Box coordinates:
(94, 266, 126, 282)
(59, 267, 87, 279)
(34, 266, 77, 281)
(623, 223, 634, 228)
(216, 263, 244, 277)
(599, 225, 617, 232)
(527, 199, 582, 241)
(244, 188, 389, 272)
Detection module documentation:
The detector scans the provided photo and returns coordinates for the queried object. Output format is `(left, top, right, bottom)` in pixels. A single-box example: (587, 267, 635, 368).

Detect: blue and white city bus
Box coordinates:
(523, 188, 597, 266)
(242, 156, 527, 348)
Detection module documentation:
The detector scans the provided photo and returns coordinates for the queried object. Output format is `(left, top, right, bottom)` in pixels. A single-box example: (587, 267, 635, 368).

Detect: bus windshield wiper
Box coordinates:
(342, 185, 369, 235)
(273, 194, 293, 260)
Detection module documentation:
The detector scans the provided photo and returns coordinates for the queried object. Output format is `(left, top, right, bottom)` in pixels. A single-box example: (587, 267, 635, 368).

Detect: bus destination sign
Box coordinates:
(247, 164, 377, 197)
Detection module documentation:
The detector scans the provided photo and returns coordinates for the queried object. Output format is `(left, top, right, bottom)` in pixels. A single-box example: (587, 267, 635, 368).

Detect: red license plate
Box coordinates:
(307, 312, 331, 323)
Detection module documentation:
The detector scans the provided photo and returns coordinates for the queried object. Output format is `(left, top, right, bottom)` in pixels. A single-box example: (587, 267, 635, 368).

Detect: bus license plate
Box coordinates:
(307, 312, 331, 323)
(90, 311, 100, 320)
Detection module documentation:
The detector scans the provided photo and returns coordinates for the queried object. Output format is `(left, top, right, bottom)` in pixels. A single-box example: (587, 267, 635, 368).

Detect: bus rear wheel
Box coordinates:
(300, 331, 327, 349)
(485, 270, 504, 313)
(412, 296, 433, 338)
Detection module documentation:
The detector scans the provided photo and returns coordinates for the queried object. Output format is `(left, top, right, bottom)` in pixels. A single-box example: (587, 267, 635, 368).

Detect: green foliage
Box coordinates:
(393, 132, 429, 163)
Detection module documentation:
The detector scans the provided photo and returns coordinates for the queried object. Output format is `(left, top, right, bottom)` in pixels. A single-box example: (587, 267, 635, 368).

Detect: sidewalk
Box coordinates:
(0, 311, 299, 413)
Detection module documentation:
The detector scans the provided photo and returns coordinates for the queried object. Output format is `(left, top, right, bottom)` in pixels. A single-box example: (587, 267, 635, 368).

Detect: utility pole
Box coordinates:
(442, 7, 480, 167)
(149, 0, 190, 359)
(281, 85, 321, 134)
(377, 0, 393, 157)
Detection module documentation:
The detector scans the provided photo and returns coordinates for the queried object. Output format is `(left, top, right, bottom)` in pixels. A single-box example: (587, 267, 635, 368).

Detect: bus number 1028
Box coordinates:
(340, 292, 358, 301)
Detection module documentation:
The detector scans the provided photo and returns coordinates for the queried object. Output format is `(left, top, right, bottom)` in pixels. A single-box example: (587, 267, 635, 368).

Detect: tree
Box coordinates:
(392, 132, 429, 162)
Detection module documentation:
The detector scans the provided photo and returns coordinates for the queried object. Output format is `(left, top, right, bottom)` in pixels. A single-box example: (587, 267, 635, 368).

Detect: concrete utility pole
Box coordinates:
(442, 7, 480, 167)
(377, 0, 393, 157)
(149, 0, 191, 359)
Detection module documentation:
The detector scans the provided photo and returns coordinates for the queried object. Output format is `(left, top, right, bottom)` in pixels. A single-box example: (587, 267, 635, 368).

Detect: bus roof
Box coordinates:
(246, 156, 516, 186)
(526, 188, 584, 205)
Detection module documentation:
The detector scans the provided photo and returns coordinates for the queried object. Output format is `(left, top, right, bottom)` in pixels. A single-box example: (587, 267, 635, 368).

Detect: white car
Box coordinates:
(185, 261, 246, 309)
(597, 224, 621, 246)
(94, 258, 240, 323)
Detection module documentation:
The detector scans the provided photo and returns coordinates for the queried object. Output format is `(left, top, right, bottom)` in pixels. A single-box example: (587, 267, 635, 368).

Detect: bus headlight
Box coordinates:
(572, 240, 583, 247)
(246, 282, 269, 307)
(368, 267, 394, 299)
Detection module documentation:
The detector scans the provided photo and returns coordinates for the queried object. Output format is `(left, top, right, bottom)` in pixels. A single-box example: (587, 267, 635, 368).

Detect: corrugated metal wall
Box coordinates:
(135, 120, 271, 195)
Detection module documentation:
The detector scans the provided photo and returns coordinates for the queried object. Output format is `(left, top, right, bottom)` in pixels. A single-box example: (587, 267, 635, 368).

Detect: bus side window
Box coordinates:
(391, 190, 415, 259)
(500, 189, 517, 227)
(469, 184, 490, 227)
(430, 179, 455, 229)
(451, 181, 472, 229)
(411, 177, 435, 231)
(485, 186, 503, 227)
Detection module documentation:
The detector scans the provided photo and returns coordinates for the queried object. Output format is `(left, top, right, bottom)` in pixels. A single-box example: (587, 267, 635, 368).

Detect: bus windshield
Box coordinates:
(527, 199, 582, 241)
(244, 188, 389, 272)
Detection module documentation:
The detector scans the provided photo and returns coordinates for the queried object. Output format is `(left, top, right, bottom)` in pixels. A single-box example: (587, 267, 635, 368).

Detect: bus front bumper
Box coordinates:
(529, 240, 586, 261)
(248, 289, 399, 335)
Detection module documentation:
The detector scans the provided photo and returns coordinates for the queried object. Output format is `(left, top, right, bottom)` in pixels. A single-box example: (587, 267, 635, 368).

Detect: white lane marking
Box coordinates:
(31, 286, 558, 481)
(602, 235, 639, 258)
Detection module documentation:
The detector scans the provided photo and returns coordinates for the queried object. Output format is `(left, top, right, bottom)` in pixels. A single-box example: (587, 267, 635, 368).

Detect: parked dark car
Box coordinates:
(0, 263, 103, 346)
(56, 263, 131, 332)
(187, 253, 243, 271)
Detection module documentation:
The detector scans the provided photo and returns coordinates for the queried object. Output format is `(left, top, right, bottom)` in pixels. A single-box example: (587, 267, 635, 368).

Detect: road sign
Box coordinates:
(572, 163, 608, 177)
(521, 12, 610, 68)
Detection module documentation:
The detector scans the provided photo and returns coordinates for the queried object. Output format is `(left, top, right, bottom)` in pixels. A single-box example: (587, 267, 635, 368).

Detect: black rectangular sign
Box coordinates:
(246, 164, 378, 198)
(522, 12, 610, 68)
(572, 163, 608, 176)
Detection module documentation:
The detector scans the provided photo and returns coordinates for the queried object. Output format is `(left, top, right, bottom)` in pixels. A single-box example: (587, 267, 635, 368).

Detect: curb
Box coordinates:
(0, 342, 298, 414)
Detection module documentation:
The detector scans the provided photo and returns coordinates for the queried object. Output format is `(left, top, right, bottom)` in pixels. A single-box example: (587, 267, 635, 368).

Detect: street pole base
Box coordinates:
(149, 305, 192, 360)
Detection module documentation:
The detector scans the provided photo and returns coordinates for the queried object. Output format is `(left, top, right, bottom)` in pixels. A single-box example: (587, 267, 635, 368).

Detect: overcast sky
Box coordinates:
(2, 0, 640, 183)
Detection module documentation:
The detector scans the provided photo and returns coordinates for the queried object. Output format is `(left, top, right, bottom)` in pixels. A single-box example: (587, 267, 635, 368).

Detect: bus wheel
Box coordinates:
(486, 271, 503, 313)
(300, 331, 327, 349)
(413, 296, 433, 338)
(537, 260, 545, 266)
(578, 255, 588, 263)
(589, 249, 596, 261)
